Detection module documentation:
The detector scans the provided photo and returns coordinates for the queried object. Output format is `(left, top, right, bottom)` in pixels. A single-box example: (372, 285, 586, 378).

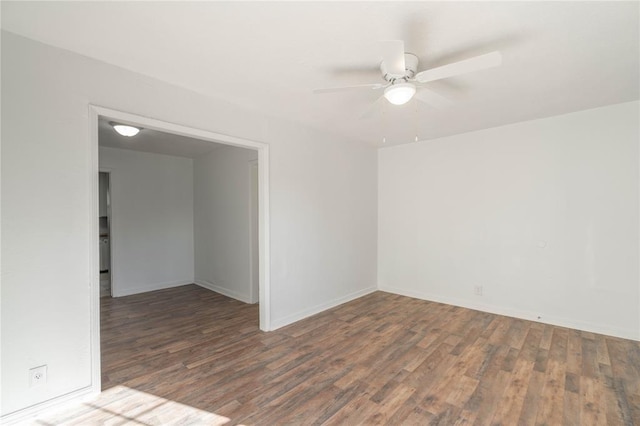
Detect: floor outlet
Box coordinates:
(29, 365, 47, 388)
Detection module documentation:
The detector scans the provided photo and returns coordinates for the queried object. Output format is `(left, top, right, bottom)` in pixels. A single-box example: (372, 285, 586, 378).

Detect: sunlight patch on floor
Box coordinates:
(34, 386, 231, 425)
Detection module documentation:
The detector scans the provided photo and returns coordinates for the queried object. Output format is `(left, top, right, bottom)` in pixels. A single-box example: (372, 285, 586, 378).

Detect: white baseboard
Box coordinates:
(194, 279, 252, 304)
(269, 286, 377, 330)
(112, 279, 193, 297)
(379, 285, 639, 341)
(0, 385, 98, 425)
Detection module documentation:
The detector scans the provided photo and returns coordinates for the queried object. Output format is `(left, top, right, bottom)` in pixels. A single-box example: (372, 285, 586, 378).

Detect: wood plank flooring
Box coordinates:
(33, 285, 640, 425)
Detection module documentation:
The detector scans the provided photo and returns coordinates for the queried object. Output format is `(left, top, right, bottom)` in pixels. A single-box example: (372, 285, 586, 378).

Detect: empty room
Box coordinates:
(1, 1, 638, 425)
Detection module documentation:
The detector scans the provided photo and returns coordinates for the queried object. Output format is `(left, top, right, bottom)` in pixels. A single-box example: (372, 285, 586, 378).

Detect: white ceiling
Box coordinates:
(2, 2, 638, 147)
(98, 118, 226, 159)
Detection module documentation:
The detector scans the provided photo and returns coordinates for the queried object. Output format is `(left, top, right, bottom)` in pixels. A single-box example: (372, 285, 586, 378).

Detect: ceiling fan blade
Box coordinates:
(414, 88, 452, 109)
(414, 51, 502, 83)
(380, 40, 406, 76)
(313, 83, 385, 94)
(359, 95, 386, 120)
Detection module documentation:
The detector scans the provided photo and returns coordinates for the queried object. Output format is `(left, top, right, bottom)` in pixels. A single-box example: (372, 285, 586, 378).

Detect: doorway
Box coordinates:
(89, 106, 271, 395)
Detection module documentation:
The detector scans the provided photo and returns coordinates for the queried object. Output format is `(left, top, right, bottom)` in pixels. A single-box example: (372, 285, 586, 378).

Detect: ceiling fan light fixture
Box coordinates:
(384, 83, 416, 105)
(110, 122, 141, 137)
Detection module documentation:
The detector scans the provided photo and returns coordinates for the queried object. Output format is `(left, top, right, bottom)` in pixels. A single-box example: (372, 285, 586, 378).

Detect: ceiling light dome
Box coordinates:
(110, 122, 141, 137)
(384, 82, 416, 105)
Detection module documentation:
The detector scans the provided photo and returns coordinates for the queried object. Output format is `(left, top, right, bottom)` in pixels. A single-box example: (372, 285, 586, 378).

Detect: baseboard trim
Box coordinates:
(270, 286, 377, 331)
(379, 285, 639, 341)
(0, 385, 98, 425)
(112, 279, 193, 297)
(194, 279, 252, 304)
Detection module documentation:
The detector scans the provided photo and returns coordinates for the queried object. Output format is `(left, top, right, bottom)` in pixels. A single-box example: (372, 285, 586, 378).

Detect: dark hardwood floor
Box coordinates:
(35, 284, 639, 425)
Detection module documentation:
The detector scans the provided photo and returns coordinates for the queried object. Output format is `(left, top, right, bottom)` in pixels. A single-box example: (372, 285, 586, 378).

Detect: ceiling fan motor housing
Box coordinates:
(380, 53, 419, 81)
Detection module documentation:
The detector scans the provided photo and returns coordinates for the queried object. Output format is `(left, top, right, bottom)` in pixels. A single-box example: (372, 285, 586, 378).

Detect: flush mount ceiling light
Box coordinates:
(383, 82, 416, 105)
(110, 122, 142, 137)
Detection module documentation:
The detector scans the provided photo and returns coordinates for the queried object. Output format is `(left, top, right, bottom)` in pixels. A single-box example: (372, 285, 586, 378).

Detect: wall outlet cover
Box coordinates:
(29, 365, 47, 387)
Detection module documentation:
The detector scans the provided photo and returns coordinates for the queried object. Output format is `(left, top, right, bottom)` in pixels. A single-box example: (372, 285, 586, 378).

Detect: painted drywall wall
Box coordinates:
(1, 31, 377, 417)
(266, 120, 378, 329)
(193, 145, 258, 302)
(250, 161, 259, 302)
(99, 147, 194, 296)
(379, 101, 640, 340)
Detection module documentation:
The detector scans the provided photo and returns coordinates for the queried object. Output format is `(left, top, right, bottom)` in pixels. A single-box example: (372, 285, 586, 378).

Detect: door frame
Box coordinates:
(88, 105, 272, 395)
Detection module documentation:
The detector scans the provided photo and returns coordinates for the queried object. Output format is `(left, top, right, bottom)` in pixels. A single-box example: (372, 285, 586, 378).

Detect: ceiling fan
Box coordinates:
(314, 40, 502, 109)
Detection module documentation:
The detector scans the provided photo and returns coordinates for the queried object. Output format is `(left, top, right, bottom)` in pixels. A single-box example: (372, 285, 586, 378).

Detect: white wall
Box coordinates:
(1, 31, 378, 418)
(379, 101, 640, 340)
(99, 147, 194, 296)
(193, 145, 258, 302)
(267, 120, 379, 328)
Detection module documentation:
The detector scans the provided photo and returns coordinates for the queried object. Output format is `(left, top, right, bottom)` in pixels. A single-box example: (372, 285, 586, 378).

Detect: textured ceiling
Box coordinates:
(2, 1, 638, 146)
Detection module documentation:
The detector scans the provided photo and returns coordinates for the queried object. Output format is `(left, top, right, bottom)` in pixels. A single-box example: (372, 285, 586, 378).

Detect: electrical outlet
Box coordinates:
(474, 285, 483, 296)
(29, 365, 47, 388)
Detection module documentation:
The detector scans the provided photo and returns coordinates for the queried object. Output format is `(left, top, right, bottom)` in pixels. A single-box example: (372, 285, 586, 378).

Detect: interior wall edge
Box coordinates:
(111, 279, 195, 298)
(194, 279, 252, 304)
(269, 286, 378, 331)
(379, 285, 639, 342)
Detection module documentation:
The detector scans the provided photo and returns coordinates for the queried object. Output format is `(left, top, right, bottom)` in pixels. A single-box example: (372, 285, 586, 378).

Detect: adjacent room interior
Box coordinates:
(97, 117, 260, 303)
(1, 1, 639, 424)
(97, 116, 261, 393)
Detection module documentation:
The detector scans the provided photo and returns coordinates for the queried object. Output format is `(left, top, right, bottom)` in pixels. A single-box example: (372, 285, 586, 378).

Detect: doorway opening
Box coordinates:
(98, 171, 112, 298)
(89, 105, 271, 396)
